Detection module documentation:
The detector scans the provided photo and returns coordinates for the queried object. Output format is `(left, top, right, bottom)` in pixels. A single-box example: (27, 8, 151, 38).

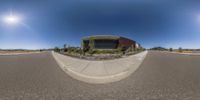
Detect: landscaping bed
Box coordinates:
(59, 50, 144, 61)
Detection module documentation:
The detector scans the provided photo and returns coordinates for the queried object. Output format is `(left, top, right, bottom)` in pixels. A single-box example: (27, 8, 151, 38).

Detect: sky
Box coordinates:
(0, 0, 200, 49)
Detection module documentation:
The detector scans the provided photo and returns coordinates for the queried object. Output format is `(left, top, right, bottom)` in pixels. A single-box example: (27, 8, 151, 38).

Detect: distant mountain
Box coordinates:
(150, 47, 168, 51)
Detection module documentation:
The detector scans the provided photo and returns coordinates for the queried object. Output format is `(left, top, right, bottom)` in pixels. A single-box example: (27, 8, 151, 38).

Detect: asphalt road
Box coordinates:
(0, 51, 200, 100)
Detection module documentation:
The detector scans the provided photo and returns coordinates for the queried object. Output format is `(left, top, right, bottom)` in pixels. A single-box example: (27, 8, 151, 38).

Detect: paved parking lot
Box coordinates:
(0, 51, 200, 100)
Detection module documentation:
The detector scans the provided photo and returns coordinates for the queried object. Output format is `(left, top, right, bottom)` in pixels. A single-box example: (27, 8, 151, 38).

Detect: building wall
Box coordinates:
(118, 37, 136, 49)
(82, 36, 140, 51)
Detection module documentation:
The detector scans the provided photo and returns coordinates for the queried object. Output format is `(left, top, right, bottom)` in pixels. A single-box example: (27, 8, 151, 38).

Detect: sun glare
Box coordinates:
(4, 15, 20, 24)
(197, 15, 200, 22)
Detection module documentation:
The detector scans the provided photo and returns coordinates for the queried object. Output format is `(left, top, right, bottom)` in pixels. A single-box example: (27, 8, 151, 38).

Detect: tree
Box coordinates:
(54, 47, 60, 52)
(169, 48, 173, 52)
(63, 44, 67, 52)
(63, 44, 66, 49)
(179, 47, 183, 53)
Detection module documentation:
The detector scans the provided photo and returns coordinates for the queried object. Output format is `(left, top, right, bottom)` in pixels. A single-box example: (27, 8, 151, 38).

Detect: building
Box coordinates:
(82, 35, 141, 51)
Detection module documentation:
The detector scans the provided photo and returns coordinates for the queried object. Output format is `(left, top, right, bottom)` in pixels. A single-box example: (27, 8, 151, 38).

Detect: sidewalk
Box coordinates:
(52, 51, 148, 84)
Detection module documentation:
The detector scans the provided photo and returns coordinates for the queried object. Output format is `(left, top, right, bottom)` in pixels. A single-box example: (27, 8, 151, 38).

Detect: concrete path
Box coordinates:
(52, 51, 148, 84)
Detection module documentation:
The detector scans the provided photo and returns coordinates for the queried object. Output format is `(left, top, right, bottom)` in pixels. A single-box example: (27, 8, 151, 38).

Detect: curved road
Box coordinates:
(0, 51, 200, 100)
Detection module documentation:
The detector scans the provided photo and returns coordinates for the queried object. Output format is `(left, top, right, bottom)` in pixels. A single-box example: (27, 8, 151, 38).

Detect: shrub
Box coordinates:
(88, 49, 94, 55)
(67, 47, 81, 54)
(54, 47, 60, 52)
(63, 44, 68, 52)
(169, 48, 173, 52)
(92, 49, 121, 54)
(179, 47, 183, 53)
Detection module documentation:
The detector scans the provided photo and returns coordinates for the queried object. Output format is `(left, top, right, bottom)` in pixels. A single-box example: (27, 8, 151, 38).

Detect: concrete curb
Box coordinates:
(52, 51, 148, 84)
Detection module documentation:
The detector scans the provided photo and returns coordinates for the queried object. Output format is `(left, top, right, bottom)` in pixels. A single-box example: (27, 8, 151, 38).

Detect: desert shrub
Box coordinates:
(92, 49, 121, 54)
(74, 48, 82, 54)
(138, 47, 146, 51)
(67, 47, 81, 54)
(54, 47, 60, 52)
(88, 49, 94, 55)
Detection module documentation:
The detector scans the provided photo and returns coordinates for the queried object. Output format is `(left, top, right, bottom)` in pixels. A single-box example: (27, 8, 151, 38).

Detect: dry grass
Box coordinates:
(173, 50, 200, 54)
(0, 50, 40, 55)
(182, 51, 200, 53)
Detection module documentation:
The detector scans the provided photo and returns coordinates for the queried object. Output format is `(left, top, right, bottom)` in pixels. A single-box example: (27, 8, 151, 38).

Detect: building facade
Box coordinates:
(82, 35, 141, 51)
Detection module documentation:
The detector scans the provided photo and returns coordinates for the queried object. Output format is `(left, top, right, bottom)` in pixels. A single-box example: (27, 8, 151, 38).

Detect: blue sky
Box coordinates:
(0, 0, 200, 49)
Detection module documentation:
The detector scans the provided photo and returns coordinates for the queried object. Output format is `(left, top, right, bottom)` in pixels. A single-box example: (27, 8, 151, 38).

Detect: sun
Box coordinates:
(4, 15, 20, 24)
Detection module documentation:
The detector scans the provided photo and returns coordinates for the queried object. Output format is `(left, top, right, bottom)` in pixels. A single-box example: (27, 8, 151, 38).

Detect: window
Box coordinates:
(94, 39, 119, 49)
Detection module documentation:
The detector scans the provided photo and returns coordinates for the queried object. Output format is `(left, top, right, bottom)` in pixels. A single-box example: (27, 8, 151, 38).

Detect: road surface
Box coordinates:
(0, 51, 200, 100)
